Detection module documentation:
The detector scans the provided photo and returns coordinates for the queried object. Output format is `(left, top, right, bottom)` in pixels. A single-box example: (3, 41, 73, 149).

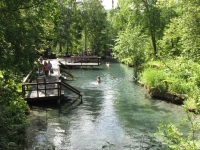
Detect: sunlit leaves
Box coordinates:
(113, 25, 148, 66)
(0, 0, 59, 72)
(158, 1, 200, 61)
(80, 0, 107, 55)
(0, 70, 28, 149)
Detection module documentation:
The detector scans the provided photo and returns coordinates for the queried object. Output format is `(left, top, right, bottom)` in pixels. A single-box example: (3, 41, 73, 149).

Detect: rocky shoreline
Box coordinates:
(141, 85, 199, 113)
(146, 87, 187, 105)
(137, 80, 187, 105)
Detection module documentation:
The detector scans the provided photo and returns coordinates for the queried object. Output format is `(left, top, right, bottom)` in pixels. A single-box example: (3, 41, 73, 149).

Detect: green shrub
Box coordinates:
(168, 79, 197, 94)
(140, 58, 200, 113)
(140, 68, 168, 92)
(155, 110, 200, 149)
(0, 71, 29, 149)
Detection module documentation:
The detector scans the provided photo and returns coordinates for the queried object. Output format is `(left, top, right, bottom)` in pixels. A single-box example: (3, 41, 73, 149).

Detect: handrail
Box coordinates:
(23, 70, 33, 83)
(22, 80, 82, 102)
(60, 67, 74, 78)
(23, 66, 39, 83)
(58, 61, 70, 69)
(70, 56, 101, 64)
(60, 80, 80, 94)
(22, 81, 59, 86)
(22, 81, 61, 98)
(60, 80, 82, 101)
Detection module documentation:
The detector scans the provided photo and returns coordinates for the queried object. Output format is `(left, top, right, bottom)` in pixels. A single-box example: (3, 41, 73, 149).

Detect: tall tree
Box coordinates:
(158, 0, 200, 61)
(80, 0, 107, 56)
(0, 0, 57, 72)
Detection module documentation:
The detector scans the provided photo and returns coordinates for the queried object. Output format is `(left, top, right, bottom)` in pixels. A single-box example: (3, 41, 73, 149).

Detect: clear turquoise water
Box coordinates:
(27, 59, 191, 150)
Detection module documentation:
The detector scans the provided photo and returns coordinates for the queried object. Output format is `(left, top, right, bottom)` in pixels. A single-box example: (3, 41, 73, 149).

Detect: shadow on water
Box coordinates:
(27, 99, 83, 149)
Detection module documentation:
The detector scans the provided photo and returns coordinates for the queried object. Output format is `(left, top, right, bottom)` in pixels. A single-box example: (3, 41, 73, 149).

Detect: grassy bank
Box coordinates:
(139, 57, 200, 113)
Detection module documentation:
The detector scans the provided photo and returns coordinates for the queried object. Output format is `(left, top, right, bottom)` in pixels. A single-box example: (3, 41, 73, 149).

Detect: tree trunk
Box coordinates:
(150, 29, 157, 56)
(59, 43, 62, 53)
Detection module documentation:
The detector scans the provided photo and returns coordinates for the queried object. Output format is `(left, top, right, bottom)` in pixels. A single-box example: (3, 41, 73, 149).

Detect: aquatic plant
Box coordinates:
(102, 141, 115, 149)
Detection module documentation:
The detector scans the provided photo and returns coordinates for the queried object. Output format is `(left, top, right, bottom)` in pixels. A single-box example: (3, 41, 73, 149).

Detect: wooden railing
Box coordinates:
(58, 61, 70, 69)
(70, 56, 101, 63)
(23, 70, 34, 83)
(22, 77, 82, 102)
(60, 79, 82, 101)
(22, 80, 61, 99)
(60, 67, 74, 78)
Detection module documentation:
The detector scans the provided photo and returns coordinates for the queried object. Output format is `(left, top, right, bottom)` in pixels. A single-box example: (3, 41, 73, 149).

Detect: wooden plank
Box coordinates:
(60, 56, 101, 66)
(70, 56, 101, 59)
(65, 63, 100, 66)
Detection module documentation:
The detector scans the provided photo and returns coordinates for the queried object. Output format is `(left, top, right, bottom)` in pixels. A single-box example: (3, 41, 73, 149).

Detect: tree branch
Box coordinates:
(0, 1, 43, 13)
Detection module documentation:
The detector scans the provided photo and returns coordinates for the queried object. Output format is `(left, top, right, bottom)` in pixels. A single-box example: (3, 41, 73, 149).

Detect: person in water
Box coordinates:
(97, 76, 101, 83)
(106, 62, 110, 66)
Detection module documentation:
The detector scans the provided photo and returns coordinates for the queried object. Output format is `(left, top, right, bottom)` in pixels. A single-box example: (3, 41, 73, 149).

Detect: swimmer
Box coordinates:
(97, 76, 101, 83)
(106, 62, 110, 66)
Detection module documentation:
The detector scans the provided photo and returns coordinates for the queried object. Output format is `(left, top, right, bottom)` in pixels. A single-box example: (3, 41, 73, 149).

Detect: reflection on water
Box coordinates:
(27, 59, 190, 149)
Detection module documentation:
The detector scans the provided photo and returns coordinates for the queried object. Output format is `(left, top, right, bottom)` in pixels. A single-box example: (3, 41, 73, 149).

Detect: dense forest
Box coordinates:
(0, 0, 200, 149)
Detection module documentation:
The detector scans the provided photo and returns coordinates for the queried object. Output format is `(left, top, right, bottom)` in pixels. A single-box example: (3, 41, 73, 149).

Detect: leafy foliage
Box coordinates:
(51, 0, 108, 56)
(0, 71, 29, 149)
(0, 0, 58, 72)
(155, 110, 200, 149)
(140, 57, 200, 111)
(113, 26, 149, 66)
(140, 67, 168, 92)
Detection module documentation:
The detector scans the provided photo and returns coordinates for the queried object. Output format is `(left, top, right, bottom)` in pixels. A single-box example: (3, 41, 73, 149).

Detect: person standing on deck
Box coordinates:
(37, 55, 43, 75)
(43, 61, 49, 78)
(48, 60, 52, 76)
(38, 55, 43, 64)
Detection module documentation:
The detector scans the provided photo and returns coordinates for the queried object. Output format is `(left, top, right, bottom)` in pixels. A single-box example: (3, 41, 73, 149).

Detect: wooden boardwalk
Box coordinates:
(22, 58, 82, 102)
(59, 56, 101, 68)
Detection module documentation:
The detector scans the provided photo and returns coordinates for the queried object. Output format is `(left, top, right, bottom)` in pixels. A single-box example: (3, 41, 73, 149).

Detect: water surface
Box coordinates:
(27, 59, 190, 150)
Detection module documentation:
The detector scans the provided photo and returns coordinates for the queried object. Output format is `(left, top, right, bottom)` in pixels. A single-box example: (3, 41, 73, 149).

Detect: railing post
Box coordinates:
(58, 66, 60, 77)
(37, 78, 39, 98)
(58, 82, 60, 97)
(44, 77, 47, 96)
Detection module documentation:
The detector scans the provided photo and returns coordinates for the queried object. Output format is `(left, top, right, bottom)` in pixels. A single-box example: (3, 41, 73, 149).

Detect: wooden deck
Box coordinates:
(22, 58, 82, 102)
(59, 56, 101, 67)
(23, 78, 61, 101)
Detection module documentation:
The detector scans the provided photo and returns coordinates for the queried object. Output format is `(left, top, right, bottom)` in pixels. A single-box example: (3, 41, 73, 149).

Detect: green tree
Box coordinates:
(0, 71, 29, 149)
(113, 25, 149, 80)
(0, 0, 57, 72)
(158, 1, 200, 61)
(0, 1, 58, 148)
(80, 0, 107, 56)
